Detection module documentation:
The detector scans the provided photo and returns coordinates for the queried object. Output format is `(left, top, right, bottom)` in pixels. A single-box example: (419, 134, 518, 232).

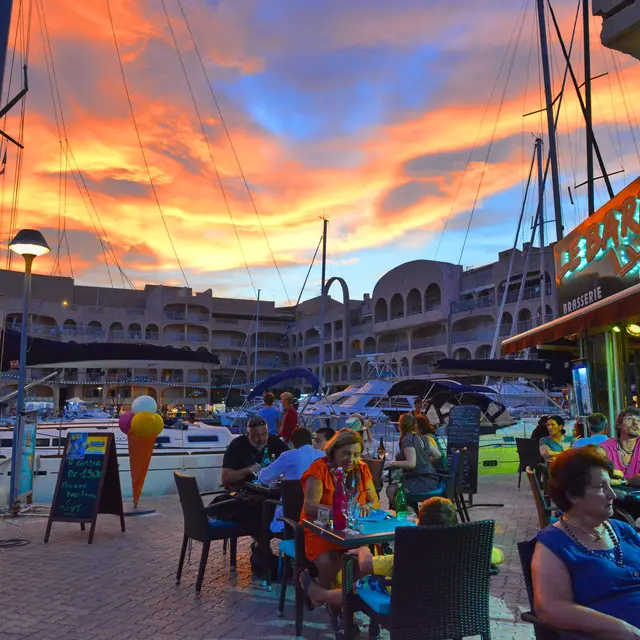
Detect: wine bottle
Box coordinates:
(377, 437, 386, 460)
(332, 467, 348, 531)
(395, 480, 407, 520)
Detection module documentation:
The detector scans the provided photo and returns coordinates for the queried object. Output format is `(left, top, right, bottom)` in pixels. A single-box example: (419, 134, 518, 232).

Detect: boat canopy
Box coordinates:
(386, 378, 495, 398)
(432, 357, 572, 384)
(248, 367, 320, 400)
(0, 329, 220, 368)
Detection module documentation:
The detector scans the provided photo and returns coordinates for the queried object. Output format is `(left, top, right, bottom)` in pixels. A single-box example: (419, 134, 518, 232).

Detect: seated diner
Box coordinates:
(387, 413, 440, 506)
(532, 447, 640, 636)
(539, 415, 568, 464)
(299, 497, 504, 608)
(600, 407, 640, 486)
(300, 429, 380, 588)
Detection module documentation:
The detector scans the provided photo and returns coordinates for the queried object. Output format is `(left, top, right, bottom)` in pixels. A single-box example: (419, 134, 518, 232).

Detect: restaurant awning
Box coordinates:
(433, 357, 572, 383)
(502, 281, 640, 355)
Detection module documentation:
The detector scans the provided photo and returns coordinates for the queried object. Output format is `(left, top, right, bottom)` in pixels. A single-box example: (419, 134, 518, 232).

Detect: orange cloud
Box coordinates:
(1, 0, 638, 301)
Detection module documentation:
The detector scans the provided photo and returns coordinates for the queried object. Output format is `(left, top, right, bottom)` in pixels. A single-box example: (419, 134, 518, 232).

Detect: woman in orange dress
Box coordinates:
(300, 429, 380, 588)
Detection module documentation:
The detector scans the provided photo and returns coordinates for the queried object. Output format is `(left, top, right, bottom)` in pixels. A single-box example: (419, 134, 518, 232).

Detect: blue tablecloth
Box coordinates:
(357, 517, 417, 536)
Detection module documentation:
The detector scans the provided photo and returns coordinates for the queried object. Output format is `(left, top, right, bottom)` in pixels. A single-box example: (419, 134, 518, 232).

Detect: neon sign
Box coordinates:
(558, 193, 640, 281)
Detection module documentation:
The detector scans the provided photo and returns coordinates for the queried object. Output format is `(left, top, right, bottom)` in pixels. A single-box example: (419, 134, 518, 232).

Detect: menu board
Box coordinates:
(45, 432, 125, 544)
(446, 405, 482, 495)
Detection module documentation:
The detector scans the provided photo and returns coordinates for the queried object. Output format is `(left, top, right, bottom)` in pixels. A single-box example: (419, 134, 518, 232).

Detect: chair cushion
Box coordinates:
(208, 517, 239, 529)
(357, 585, 391, 616)
(279, 538, 295, 559)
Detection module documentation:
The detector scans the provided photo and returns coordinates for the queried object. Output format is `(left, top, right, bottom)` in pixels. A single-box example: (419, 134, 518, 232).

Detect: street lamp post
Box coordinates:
(7, 229, 50, 514)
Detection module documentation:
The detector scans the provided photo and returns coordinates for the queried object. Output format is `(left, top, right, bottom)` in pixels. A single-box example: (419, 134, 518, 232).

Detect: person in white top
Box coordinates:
(258, 427, 325, 484)
(258, 427, 325, 533)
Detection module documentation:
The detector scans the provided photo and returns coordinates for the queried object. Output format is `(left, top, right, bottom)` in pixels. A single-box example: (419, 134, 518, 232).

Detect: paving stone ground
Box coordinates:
(0, 474, 537, 640)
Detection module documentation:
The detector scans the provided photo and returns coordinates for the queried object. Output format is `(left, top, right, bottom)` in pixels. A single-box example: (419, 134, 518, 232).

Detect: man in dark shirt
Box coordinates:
(222, 416, 288, 488)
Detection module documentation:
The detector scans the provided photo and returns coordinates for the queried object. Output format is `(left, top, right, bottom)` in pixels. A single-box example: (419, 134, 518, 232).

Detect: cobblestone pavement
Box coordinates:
(0, 474, 537, 640)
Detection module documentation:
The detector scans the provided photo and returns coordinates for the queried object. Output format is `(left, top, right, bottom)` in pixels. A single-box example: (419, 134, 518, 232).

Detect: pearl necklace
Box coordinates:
(559, 518, 624, 567)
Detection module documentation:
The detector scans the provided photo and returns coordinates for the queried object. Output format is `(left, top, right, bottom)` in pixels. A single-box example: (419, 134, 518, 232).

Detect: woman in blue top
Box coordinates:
(532, 447, 640, 638)
(539, 415, 567, 464)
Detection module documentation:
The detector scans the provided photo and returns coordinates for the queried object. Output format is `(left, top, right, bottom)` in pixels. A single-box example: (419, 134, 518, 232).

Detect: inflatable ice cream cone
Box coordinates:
(126, 399, 164, 509)
(128, 432, 156, 508)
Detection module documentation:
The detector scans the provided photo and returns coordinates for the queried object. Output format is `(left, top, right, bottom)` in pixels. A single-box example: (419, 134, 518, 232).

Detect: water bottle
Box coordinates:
(395, 480, 407, 520)
(261, 446, 270, 468)
(332, 467, 348, 531)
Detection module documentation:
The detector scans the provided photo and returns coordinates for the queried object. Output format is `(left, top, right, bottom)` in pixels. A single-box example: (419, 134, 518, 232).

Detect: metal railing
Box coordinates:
(451, 328, 495, 344)
(411, 335, 446, 349)
(164, 311, 210, 322)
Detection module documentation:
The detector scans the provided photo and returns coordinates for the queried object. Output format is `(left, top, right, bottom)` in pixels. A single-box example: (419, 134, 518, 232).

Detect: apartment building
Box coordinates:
(0, 243, 557, 409)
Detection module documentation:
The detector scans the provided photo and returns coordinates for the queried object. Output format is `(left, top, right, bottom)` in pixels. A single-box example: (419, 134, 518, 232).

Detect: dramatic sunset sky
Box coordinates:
(1, 0, 640, 305)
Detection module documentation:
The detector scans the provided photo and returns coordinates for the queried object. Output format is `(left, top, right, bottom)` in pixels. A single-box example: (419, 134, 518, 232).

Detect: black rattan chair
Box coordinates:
(173, 472, 251, 597)
(516, 437, 544, 489)
(401, 449, 470, 522)
(517, 537, 598, 640)
(363, 457, 384, 496)
(525, 466, 557, 530)
(266, 479, 312, 639)
(342, 519, 495, 639)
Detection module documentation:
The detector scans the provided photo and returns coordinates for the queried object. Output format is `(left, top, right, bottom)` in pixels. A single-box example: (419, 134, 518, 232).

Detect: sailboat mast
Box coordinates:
(583, 0, 595, 217)
(318, 218, 328, 392)
(254, 289, 260, 388)
(536, 0, 564, 240)
(0, 1, 13, 100)
(537, 138, 547, 322)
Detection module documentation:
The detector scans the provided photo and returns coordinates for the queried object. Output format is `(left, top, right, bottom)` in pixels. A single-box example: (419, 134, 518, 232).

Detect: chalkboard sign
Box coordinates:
(446, 405, 482, 495)
(45, 432, 125, 544)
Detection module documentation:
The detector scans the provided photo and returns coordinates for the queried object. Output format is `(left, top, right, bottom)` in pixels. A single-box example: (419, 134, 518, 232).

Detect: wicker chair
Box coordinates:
(173, 473, 251, 597)
(342, 520, 495, 639)
(263, 480, 313, 639)
(518, 537, 598, 640)
(363, 457, 384, 496)
(401, 449, 470, 523)
(525, 466, 557, 529)
(516, 437, 544, 489)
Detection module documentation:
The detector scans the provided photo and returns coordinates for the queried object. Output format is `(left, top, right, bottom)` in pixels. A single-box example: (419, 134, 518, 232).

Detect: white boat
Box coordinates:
(0, 419, 235, 508)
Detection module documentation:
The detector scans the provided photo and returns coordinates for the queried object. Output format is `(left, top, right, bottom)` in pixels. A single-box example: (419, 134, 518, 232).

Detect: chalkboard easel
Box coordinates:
(447, 404, 503, 511)
(45, 432, 125, 544)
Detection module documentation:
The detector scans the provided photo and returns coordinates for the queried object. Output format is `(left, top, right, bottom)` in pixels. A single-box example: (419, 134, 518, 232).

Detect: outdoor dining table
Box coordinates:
(302, 514, 417, 548)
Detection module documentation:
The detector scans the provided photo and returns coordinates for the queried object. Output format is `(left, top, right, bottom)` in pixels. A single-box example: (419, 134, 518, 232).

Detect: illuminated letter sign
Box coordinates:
(554, 177, 640, 317)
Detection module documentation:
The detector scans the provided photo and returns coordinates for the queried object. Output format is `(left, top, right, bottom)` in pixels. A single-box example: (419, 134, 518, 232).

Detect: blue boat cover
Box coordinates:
(247, 367, 320, 400)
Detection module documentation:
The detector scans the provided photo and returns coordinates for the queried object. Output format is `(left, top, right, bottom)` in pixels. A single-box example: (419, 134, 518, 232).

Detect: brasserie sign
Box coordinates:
(554, 176, 640, 316)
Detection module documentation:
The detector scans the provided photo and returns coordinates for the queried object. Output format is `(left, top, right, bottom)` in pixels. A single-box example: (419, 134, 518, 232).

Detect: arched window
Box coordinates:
(425, 284, 441, 309)
(389, 294, 404, 319)
(374, 298, 388, 323)
(406, 288, 422, 315)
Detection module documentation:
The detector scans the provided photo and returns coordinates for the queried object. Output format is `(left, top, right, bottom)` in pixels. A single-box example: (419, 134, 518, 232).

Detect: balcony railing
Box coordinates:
(187, 375, 209, 384)
(145, 332, 159, 341)
(108, 330, 126, 340)
(411, 335, 446, 349)
(214, 337, 246, 348)
(451, 328, 495, 344)
(306, 356, 320, 364)
(503, 284, 551, 304)
(450, 299, 475, 314)
(378, 342, 409, 353)
(164, 311, 210, 322)
(306, 335, 320, 345)
(450, 296, 495, 313)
